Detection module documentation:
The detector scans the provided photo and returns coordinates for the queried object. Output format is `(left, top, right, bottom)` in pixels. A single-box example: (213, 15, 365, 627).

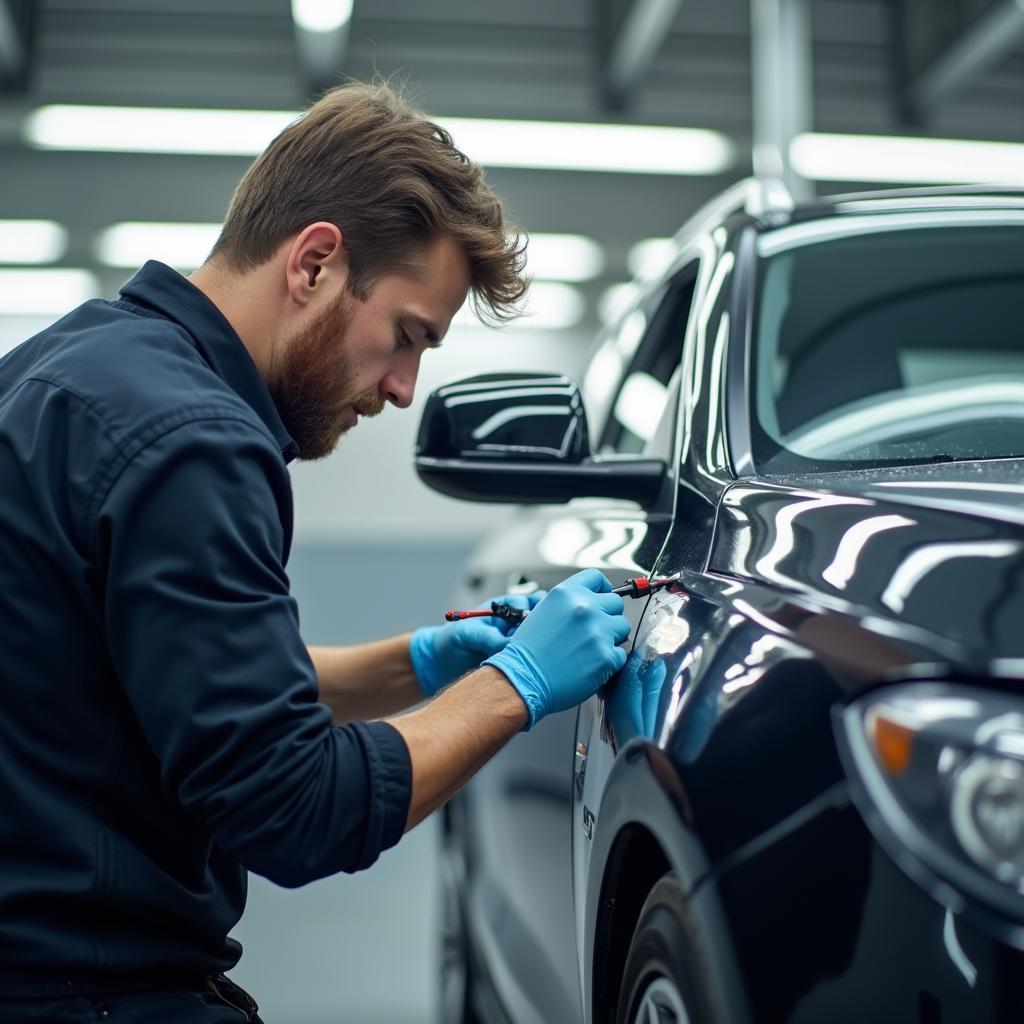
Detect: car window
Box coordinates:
(599, 264, 698, 455)
(752, 213, 1024, 472)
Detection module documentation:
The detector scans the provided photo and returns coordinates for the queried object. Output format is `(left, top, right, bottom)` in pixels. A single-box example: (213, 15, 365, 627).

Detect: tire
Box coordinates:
(615, 873, 723, 1024)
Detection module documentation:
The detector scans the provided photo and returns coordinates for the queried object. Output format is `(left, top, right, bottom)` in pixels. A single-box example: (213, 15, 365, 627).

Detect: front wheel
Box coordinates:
(615, 873, 722, 1024)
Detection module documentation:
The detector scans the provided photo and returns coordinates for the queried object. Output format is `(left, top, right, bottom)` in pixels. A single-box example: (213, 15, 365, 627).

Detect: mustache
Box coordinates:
(354, 394, 386, 418)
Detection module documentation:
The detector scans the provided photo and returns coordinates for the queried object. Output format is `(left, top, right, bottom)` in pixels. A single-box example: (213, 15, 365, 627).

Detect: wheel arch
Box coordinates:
(590, 822, 669, 1023)
(584, 741, 751, 1024)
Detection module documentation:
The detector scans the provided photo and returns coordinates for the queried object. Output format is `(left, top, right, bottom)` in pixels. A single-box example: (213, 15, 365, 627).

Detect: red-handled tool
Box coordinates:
(444, 573, 680, 625)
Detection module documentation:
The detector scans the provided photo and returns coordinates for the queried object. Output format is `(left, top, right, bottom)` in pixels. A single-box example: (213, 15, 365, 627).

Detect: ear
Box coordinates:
(284, 222, 346, 307)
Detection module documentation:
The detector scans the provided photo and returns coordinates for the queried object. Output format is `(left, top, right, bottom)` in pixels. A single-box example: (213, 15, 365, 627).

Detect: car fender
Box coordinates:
(582, 739, 752, 1024)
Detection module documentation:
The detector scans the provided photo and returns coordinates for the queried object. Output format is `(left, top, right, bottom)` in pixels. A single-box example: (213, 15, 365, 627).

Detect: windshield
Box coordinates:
(751, 211, 1024, 473)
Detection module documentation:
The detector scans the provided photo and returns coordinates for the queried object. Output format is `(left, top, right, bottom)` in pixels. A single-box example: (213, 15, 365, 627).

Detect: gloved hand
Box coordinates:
(410, 590, 546, 698)
(484, 568, 631, 729)
(604, 650, 666, 747)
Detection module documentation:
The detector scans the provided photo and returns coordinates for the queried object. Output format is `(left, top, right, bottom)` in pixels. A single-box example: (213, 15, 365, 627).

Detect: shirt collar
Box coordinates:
(118, 261, 298, 462)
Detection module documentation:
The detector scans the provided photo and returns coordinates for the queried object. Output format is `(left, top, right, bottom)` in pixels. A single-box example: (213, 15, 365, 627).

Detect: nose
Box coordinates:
(381, 364, 417, 409)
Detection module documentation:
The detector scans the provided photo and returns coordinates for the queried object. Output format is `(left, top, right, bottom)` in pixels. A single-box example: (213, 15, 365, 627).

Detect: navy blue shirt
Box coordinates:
(0, 262, 412, 994)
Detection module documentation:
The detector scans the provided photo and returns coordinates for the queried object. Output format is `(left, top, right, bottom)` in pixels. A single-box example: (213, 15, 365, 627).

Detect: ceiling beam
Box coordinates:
(601, 0, 683, 109)
(906, 0, 1024, 120)
(0, 0, 27, 80)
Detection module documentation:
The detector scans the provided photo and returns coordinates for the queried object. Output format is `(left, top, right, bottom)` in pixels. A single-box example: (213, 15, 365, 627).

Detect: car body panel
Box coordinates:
(451, 503, 674, 1023)
(432, 183, 1024, 1024)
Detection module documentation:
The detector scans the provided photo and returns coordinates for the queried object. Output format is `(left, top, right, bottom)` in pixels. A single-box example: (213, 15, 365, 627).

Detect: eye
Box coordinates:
(397, 327, 414, 351)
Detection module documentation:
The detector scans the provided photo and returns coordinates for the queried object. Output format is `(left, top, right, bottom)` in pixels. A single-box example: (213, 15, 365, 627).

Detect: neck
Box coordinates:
(188, 260, 279, 383)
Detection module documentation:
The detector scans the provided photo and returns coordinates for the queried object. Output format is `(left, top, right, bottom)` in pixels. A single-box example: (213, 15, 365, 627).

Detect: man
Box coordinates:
(0, 82, 629, 1021)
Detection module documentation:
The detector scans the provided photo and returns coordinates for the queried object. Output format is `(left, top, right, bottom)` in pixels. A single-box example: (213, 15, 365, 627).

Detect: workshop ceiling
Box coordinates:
(2, 0, 1023, 323)
(2, 0, 1023, 544)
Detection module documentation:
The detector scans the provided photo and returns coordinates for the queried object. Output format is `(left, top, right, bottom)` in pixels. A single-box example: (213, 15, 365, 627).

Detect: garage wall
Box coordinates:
(229, 540, 475, 1024)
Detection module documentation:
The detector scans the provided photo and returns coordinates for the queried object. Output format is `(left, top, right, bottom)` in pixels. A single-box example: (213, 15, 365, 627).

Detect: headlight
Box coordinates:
(837, 682, 1024, 920)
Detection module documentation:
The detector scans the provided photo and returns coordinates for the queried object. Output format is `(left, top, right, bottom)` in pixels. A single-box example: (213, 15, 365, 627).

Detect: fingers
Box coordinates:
(611, 615, 632, 645)
(527, 590, 547, 608)
(592, 591, 626, 616)
(566, 567, 612, 593)
(460, 622, 510, 652)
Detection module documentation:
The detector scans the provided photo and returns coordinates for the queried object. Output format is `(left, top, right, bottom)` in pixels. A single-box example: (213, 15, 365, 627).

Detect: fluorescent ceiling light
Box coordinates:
(0, 269, 100, 315)
(291, 0, 353, 33)
(0, 220, 67, 264)
(454, 281, 585, 332)
(25, 106, 297, 156)
(525, 234, 604, 282)
(627, 237, 675, 280)
(599, 282, 640, 325)
(24, 104, 735, 175)
(512, 282, 585, 330)
(96, 222, 221, 270)
(791, 132, 1024, 185)
(441, 117, 734, 175)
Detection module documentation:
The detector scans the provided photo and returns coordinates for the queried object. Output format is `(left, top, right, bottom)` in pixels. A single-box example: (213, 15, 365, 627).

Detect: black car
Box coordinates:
(414, 179, 1024, 1024)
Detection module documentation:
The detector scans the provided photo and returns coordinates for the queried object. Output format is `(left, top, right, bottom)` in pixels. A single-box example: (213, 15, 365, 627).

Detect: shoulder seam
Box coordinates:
(87, 408, 283, 533)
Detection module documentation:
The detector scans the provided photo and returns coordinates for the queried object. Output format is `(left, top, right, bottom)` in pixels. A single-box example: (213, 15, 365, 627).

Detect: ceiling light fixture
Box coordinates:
(0, 268, 100, 315)
(24, 104, 735, 175)
(96, 222, 222, 270)
(453, 281, 585, 332)
(0, 220, 67, 264)
(25, 106, 298, 156)
(525, 234, 605, 282)
(291, 0, 353, 33)
(627, 237, 675, 280)
(442, 117, 734, 175)
(791, 132, 1024, 185)
(599, 282, 641, 325)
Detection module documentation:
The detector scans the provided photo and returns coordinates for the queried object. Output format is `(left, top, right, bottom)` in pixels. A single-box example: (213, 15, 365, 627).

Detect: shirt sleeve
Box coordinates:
(95, 414, 411, 887)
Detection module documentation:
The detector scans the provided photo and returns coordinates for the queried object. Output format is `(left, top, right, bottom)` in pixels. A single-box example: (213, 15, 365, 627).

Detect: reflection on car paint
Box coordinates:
(821, 514, 916, 589)
(751, 493, 873, 586)
(536, 516, 649, 572)
(880, 539, 1024, 613)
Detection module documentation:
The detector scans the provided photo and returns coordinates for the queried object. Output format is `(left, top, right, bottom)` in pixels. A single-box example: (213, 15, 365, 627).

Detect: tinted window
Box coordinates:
(752, 214, 1024, 473)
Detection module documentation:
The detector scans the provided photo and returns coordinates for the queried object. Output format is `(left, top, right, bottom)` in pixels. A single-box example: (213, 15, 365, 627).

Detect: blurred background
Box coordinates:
(1, 0, 1023, 1019)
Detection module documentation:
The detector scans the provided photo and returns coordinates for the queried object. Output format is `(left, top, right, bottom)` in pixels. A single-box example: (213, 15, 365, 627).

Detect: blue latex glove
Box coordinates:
(410, 591, 546, 698)
(484, 568, 631, 729)
(604, 650, 666, 748)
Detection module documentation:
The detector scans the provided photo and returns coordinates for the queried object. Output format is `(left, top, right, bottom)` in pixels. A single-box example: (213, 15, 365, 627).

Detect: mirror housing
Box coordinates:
(414, 372, 666, 506)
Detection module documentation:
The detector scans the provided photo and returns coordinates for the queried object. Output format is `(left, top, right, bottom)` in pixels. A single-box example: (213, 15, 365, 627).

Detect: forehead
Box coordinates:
(374, 236, 470, 316)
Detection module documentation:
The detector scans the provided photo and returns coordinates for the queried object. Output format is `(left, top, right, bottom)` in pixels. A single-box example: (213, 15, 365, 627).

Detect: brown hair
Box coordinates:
(210, 80, 528, 324)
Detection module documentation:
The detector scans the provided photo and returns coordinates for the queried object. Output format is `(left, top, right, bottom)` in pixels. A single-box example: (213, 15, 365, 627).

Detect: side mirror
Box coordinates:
(414, 372, 666, 505)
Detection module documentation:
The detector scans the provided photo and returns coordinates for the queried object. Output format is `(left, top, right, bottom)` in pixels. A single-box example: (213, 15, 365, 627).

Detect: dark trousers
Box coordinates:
(0, 975, 263, 1023)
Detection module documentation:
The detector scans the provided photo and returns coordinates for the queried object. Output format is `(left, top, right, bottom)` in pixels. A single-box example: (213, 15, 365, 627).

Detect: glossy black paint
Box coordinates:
(422, 184, 1024, 1024)
(416, 373, 591, 462)
(415, 372, 667, 505)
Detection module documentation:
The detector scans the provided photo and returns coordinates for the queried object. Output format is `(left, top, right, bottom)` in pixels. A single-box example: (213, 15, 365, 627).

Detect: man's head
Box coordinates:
(205, 80, 528, 460)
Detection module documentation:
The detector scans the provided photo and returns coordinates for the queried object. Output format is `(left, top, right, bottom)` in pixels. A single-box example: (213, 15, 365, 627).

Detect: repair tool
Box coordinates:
(444, 573, 681, 625)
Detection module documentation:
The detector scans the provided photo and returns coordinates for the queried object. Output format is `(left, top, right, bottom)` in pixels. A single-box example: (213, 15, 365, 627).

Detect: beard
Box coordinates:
(270, 288, 385, 461)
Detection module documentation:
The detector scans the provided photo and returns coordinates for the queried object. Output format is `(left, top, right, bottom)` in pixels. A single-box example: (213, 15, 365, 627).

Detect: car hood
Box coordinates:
(708, 458, 1024, 665)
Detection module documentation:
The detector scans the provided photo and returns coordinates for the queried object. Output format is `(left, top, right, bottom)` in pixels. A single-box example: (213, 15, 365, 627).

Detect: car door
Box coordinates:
(570, 235, 728, 995)
(451, 249, 707, 1024)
